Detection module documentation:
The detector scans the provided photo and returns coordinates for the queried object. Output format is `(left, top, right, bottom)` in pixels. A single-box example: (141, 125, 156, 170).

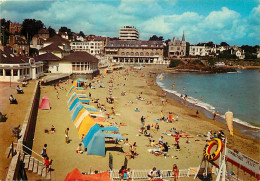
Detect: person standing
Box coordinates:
(196, 110, 199, 118)
(65, 128, 69, 144)
(172, 164, 179, 181)
(140, 116, 145, 126)
(213, 112, 217, 120)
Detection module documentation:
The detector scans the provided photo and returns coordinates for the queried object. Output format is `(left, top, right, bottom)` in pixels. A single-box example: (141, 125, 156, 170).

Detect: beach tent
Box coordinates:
(82, 123, 100, 148)
(65, 168, 83, 181)
(65, 168, 111, 181)
(87, 130, 106, 156)
(82, 123, 120, 148)
(78, 115, 96, 135)
(69, 97, 90, 111)
(39, 96, 51, 110)
(71, 104, 85, 122)
(74, 109, 91, 128)
(87, 130, 124, 156)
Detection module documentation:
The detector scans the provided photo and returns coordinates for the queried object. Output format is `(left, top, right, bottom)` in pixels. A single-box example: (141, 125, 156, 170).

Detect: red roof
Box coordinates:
(44, 35, 69, 44)
(39, 42, 64, 52)
(62, 51, 99, 63)
(34, 53, 60, 61)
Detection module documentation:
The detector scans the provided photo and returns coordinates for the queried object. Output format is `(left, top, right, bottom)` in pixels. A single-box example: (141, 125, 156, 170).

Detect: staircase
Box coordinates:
(8, 143, 51, 180)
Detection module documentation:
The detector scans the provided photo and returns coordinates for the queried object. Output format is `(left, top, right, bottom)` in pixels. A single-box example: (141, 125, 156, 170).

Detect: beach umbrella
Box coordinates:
(225, 111, 233, 136)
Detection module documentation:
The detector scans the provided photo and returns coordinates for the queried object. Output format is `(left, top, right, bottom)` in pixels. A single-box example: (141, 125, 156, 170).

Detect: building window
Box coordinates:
(77, 63, 80, 71)
(126, 52, 129, 56)
(72, 62, 76, 71)
(140, 52, 144, 56)
(13, 69, 18, 76)
(150, 53, 154, 56)
(0, 69, 3, 76)
(5, 69, 11, 76)
(135, 52, 139, 56)
(146, 52, 149, 56)
(131, 52, 134, 56)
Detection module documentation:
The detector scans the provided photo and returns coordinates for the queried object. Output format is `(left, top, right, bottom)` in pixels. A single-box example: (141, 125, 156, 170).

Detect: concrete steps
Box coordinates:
(21, 153, 51, 180)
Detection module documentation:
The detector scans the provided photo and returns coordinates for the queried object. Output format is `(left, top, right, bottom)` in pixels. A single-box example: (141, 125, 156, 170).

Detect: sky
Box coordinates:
(0, 0, 259, 46)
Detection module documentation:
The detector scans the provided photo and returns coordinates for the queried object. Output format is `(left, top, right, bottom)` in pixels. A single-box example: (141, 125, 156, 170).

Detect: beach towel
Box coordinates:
(135, 109, 140, 112)
(154, 119, 160, 122)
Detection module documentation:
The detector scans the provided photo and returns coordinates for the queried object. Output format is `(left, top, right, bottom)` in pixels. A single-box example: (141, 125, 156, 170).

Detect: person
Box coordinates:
(213, 112, 217, 120)
(124, 168, 131, 181)
(140, 116, 145, 126)
(175, 133, 180, 151)
(196, 110, 199, 118)
(148, 167, 157, 179)
(175, 115, 179, 121)
(89, 92, 91, 98)
(56, 91, 59, 99)
(172, 164, 179, 181)
(206, 130, 212, 142)
(16, 85, 24, 94)
(41, 144, 48, 158)
(144, 130, 150, 137)
(9, 95, 18, 104)
(159, 136, 163, 145)
(44, 156, 52, 173)
(76, 143, 84, 154)
(130, 142, 137, 159)
(65, 128, 69, 144)
(81, 134, 85, 142)
(119, 166, 127, 180)
(162, 142, 169, 152)
(155, 123, 159, 130)
(50, 125, 55, 133)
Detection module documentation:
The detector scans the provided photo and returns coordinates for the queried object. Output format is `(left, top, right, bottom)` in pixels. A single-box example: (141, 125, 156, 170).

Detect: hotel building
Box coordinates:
(119, 26, 139, 41)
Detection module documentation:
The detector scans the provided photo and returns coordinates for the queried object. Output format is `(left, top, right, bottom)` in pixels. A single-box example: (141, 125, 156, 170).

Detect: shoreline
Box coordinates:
(155, 72, 260, 140)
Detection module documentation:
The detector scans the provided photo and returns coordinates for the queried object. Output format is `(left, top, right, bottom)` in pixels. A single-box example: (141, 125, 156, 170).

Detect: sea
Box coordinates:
(156, 69, 260, 139)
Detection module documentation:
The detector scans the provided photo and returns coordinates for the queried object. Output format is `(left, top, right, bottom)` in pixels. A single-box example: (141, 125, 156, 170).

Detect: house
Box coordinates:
(233, 49, 245, 60)
(30, 29, 50, 50)
(6, 35, 29, 56)
(34, 52, 60, 72)
(189, 45, 209, 56)
(9, 22, 22, 34)
(70, 35, 107, 56)
(42, 51, 99, 75)
(168, 32, 186, 57)
(39, 35, 71, 58)
(0, 47, 44, 82)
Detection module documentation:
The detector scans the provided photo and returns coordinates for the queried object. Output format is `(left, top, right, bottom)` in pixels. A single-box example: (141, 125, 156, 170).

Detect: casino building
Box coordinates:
(104, 40, 165, 64)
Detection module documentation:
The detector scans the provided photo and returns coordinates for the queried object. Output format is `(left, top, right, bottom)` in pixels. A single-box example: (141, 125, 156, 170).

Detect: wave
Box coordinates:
(156, 73, 260, 131)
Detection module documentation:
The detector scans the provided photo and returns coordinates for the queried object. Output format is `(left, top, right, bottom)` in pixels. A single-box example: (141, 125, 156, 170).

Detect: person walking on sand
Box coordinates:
(213, 112, 217, 120)
(196, 110, 199, 118)
(65, 128, 69, 144)
(172, 164, 179, 181)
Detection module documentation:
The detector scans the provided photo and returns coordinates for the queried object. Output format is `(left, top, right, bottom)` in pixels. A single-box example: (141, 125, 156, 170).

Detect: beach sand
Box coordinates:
(6, 65, 259, 180)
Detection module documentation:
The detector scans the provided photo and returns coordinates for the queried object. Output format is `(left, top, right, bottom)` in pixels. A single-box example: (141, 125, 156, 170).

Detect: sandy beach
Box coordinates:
(29, 65, 259, 180)
(1, 65, 258, 180)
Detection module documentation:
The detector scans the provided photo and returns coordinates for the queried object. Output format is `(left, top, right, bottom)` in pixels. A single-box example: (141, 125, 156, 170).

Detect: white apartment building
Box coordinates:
(119, 26, 139, 40)
(70, 37, 106, 56)
(189, 45, 209, 56)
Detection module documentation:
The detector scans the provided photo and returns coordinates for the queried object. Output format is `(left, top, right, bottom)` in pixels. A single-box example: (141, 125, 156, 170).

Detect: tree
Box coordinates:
(0, 18, 11, 45)
(78, 31, 85, 37)
(21, 19, 44, 41)
(163, 39, 171, 57)
(48, 26, 56, 37)
(149, 35, 164, 41)
(220, 42, 229, 46)
(206, 41, 214, 47)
